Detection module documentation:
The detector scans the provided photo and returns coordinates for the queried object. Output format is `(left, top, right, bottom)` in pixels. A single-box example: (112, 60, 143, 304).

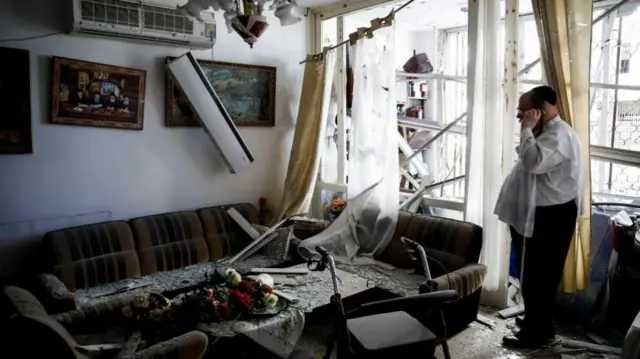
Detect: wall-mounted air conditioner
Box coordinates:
(68, 0, 216, 48)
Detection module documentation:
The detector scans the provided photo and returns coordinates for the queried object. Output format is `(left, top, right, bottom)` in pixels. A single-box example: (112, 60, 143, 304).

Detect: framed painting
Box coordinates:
(51, 57, 146, 130)
(0, 47, 32, 154)
(166, 58, 276, 127)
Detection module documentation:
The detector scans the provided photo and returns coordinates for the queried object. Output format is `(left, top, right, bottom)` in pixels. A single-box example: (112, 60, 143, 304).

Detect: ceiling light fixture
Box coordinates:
(178, 0, 302, 48)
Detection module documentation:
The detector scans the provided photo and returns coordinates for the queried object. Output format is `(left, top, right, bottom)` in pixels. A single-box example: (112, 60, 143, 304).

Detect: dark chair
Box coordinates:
(311, 245, 457, 359)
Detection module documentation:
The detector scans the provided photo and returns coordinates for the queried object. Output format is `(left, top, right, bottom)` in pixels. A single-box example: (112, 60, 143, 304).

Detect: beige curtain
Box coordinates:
(532, 0, 593, 292)
(276, 53, 336, 221)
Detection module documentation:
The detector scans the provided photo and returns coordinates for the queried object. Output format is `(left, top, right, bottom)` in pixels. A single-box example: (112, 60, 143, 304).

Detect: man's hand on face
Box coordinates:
(520, 108, 541, 130)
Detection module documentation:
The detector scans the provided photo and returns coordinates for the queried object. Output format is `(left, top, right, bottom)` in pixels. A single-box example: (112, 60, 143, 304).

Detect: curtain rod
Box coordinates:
(299, 0, 415, 64)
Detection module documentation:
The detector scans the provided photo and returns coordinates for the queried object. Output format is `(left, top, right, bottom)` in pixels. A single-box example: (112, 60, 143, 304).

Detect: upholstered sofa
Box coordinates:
(34, 203, 484, 338)
(376, 211, 487, 335)
(2, 285, 208, 359)
(38, 203, 262, 312)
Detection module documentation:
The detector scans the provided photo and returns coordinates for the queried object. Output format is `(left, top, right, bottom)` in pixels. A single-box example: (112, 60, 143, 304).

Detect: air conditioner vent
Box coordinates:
(81, 0, 140, 27)
(142, 4, 194, 34)
(80, 0, 194, 34)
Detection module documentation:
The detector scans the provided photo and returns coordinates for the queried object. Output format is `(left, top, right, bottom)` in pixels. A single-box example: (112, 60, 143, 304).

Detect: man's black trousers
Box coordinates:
(509, 200, 578, 337)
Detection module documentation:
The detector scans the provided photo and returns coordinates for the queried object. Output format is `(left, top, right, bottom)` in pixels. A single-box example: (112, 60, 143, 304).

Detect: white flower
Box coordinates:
(227, 269, 242, 287)
(225, 268, 237, 276)
(256, 273, 274, 287)
(121, 305, 133, 318)
(263, 293, 278, 307)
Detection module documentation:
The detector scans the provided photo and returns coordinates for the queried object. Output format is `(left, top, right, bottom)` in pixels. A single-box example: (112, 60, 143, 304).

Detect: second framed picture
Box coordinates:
(166, 58, 276, 127)
(51, 57, 146, 130)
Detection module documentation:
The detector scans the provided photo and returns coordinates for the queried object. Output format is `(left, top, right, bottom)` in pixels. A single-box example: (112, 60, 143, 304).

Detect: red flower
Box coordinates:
(248, 287, 256, 294)
(267, 287, 273, 294)
(230, 289, 252, 310)
(238, 280, 250, 293)
(205, 289, 214, 298)
(219, 301, 230, 313)
(259, 197, 267, 204)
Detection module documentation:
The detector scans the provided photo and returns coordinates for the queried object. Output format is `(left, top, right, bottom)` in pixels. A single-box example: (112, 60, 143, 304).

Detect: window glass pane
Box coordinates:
(590, 89, 640, 150)
(612, 90, 640, 151)
(320, 189, 345, 221)
(618, 8, 640, 87)
(521, 17, 542, 80)
(592, 159, 640, 200)
(321, 17, 337, 48)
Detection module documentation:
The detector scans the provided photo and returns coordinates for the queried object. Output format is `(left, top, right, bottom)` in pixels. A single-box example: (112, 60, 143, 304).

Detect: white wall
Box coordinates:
(0, 0, 309, 275)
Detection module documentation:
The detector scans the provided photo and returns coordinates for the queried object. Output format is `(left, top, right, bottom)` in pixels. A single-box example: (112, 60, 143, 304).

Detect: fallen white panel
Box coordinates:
(250, 268, 309, 275)
(166, 53, 254, 173)
(224, 217, 289, 264)
(227, 208, 261, 239)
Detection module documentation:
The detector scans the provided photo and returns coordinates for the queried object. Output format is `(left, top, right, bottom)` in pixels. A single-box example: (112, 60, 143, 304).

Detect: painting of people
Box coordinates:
(165, 57, 276, 127)
(0, 47, 32, 154)
(51, 57, 146, 130)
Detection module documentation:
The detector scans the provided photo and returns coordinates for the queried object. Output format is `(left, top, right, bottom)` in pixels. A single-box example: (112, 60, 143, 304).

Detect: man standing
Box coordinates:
(494, 86, 585, 348)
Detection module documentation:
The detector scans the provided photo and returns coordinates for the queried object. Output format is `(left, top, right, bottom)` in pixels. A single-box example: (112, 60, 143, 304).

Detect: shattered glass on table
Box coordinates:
(74, 255, 281, 307)
(71, 256, 424, 358)
(335, 261, 424, 297)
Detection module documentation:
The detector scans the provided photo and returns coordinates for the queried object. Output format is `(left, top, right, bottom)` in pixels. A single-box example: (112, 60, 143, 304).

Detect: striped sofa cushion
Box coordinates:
(44, 221, 141, 291)
(130, 211, 209, 275)
(431, 263, 487, 298)
(197, 203, 259, 260)
(402, 213, 483, 265)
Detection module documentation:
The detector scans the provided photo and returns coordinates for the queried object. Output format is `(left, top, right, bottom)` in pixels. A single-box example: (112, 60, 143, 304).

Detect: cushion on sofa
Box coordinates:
(410, 247, 467, 277)
(375, 212, 419, 268)
(197, 203, 259, 260)
(130, 211, 209, 275)
(402, 214, 483, 264)
(44, 221, 141, 291)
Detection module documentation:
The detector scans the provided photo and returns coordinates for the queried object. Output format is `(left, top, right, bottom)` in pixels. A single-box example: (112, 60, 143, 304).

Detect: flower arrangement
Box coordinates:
(325, 197, 347, 221)
(121, 293, 171, 322)
(188, 269, 279, 322)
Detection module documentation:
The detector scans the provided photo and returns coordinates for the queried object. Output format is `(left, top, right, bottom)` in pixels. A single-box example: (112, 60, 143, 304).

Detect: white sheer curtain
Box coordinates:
(299, 20, 399, 262)
(464, 0, 511, 307)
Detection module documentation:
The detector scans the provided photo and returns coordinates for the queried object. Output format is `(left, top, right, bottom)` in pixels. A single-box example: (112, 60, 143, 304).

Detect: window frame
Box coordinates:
(308, 0, 640, 218)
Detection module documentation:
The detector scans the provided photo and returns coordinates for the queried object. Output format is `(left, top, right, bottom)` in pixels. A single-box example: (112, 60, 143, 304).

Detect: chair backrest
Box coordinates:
(130, 211, 209, 275)
(2, 286, 86, 359)
(44, 221, 141, 291)
(377, 212, 483, 271)
(197, 203, 259, 260)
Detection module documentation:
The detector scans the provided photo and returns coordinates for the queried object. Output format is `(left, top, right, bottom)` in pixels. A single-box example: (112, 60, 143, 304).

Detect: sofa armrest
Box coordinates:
(133, 331, 208, 359)
(54, 294, 136, 331)
(431, 263, 487, 299)
(37, 273, 76, 313)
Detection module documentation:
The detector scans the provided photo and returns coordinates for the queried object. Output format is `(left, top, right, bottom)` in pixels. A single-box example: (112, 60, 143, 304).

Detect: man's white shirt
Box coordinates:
(494, 116, 585, 237)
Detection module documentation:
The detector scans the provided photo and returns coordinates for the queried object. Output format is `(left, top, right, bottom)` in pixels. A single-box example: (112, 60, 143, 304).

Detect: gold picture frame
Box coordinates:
(166, 57, 276, 127)
(51, 57, 146, 130)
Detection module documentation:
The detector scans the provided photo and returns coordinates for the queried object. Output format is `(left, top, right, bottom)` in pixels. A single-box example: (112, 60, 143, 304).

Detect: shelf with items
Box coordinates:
(398, 79, 429, 120)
